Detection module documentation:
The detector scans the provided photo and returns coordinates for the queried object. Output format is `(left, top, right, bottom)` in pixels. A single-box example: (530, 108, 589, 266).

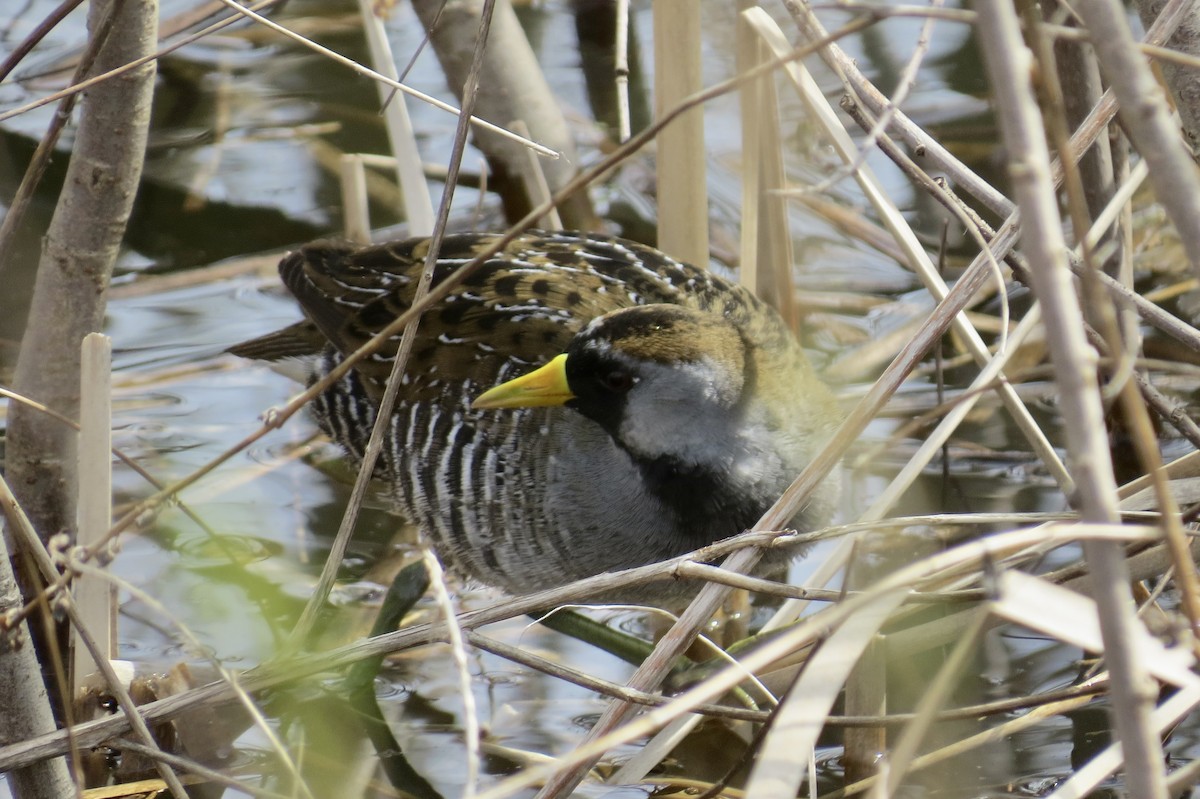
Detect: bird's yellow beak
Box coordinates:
(472, 353, 575, 409)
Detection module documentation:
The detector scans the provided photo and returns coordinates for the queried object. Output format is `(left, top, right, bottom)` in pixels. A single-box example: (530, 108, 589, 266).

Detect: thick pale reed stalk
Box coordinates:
(975, 2, 1168, 796)
(6, 0, 157, 543)
(653, 0, 708, 266)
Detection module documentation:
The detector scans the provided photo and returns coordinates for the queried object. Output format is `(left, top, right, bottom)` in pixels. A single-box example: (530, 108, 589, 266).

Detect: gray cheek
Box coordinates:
(618, 395, 732, 463)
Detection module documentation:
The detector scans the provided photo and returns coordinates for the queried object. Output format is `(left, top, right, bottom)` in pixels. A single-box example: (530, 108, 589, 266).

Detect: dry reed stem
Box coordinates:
(869, 608, 990, 798)
(976, 3, 1166, 795)
(735, 11, 798, 327)
(75, 564, 311, 796)
(499, 524, 1165, 799)
(73, 335, 115, 693)
(356, 0, 434, 235)
(509, 119, 563, 229)
(421, 549, 481, 797)
(613, 0, 632, 142)
(0, 516, 75, 798)
(652, 0, 708, 267)
(339, 154, 372, 244)
(746, 588, 908, 799)
(1075, 0, 1200, 279)
(750, 8, 1070, 493)
(1041, 0, 1200, 639)
(1024, 8, 1194, 647)
(0, 519, 1170, 774)
(1135, 0, 1200, 153)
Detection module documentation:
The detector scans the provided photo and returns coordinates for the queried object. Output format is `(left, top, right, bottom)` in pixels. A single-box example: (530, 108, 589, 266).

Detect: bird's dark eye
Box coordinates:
(600, 371, 635, 393)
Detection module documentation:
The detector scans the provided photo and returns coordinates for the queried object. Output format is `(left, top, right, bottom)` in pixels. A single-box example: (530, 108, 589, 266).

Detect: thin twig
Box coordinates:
(0, 0, 287, 126)
(0, 0, 552, 159)
(0, 0, 86, 81)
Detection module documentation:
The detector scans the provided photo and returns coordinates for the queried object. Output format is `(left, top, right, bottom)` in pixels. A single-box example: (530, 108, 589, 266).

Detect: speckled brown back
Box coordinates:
(276, 230, 788, 403)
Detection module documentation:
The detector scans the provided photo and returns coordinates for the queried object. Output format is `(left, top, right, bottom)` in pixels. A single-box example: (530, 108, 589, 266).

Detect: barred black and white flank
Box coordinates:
(230, 231, 841, 599)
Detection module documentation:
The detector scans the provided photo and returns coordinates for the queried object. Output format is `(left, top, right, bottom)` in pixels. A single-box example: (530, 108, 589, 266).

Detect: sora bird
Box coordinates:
(230, 230, 841, 598)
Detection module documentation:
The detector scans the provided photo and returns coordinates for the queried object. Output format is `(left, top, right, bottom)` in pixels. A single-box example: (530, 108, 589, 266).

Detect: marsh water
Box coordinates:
(2, 0, 1199, 796)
